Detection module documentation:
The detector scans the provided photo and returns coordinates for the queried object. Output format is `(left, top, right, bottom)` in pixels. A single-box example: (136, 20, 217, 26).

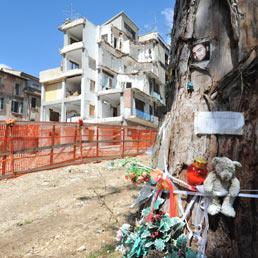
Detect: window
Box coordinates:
(149, 105, 153, 115)
(165, 53, 169, 65)
(89, 104, 95, 117)
(114, 37, 117, 48)
(70, 37, 78, 44)
(11, 100, 23, 114)
(154, 83, 160, 94)
(88, 57, 96, 70)
(102, 70, 114, 89)
(113, 107, 118, 117)
(124, 65, 127, 73)
(90, 80, 95, 92)
(15, 83, 20, 95)
(126, 82, 132, 88)
(0, 98, 4, 110)
(31, 97, 37, 108)
(135, 99, 145, 112)
(69, 61, 79, 70)
(102, 34, 108, 42)
(124, 22, 136, 40)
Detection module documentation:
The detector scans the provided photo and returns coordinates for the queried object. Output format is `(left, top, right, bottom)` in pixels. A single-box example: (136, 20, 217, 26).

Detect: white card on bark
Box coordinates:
(194, 112, 245, 135)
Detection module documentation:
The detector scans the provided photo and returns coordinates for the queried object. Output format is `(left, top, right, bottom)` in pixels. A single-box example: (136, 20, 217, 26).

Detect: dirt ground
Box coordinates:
(0, 155, 150, 258)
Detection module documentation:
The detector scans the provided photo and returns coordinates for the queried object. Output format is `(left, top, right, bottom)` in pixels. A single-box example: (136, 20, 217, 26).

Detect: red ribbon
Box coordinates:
(147, 172, 176, 222)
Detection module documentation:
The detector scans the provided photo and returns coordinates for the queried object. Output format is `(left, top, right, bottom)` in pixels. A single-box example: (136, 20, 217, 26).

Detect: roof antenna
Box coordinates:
(63, 3, 81, 22)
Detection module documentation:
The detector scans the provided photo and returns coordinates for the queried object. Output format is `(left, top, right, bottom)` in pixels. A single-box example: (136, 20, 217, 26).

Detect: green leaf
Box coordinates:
(162, 234, 171, 242)
(154, 238, 165, 251)
(141, 229, 151, 238)
(129, 236, 141, 256)
(176, 234, 187, 248)
(154, 196, 165, 210)
(141, 207, 151, 217)
(145, 241, 154, 248)
(186, 248, 197, 258)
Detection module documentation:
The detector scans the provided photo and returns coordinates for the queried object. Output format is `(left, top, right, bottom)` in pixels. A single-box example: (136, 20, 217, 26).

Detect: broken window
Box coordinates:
(124, 22, 136, 40)
(114, 37, 118, 48)
(90, 80, 95, 92)
(31, 97, 37, 108)
(89, 104, 95, 117)
(49, 109, 60, 122)
(88, 57, 96, 70)
(15, 83, 20, 96)
(113, 107, 118, 117)
(102, 70, 114, 89)
(0, 97, 4, 110)
(126, 82, 132, 88)
(102, 34, 108, 42)
(149, 105, 153, 115)
(70, 37, 78, 44)
(165, 53, 169, 66)
(154, 83, 160, 94)
(11, 100, 23, 114)
(135, 98, 145, 112)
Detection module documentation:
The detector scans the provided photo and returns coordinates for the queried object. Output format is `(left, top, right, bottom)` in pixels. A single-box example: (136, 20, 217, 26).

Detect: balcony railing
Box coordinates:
(151, 91, 162, 101)
(132, 109, 154, 122)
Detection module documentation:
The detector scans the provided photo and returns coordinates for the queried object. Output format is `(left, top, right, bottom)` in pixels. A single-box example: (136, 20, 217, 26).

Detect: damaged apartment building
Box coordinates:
(40, 12, 169, 128)
(0, 66, 41, 121)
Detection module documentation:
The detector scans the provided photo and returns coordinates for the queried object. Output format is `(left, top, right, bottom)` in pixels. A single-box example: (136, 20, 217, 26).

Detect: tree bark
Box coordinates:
(154, 0, 258, 257)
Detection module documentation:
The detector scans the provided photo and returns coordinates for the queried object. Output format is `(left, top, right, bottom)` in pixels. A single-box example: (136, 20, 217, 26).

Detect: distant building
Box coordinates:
(40, 11, 169, 128)
(0, 67, 41, 121)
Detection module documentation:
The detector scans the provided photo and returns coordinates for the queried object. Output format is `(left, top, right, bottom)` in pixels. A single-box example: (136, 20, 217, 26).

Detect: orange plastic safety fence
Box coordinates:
(0, 121, 157, 179)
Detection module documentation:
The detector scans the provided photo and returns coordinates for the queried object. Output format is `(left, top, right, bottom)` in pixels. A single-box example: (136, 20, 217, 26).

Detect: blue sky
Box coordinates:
(0, 0, 175, 77)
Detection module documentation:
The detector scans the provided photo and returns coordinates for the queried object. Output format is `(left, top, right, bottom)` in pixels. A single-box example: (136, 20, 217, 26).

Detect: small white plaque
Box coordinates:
(194, 112, 245, 135)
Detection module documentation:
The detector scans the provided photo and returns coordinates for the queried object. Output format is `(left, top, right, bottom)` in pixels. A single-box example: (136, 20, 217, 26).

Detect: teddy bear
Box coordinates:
(203, 157, 241, 217)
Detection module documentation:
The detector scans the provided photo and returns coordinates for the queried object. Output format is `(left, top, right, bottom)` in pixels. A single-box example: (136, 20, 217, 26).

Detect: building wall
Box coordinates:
(45, 82, 62, 102)
(0, 70, 41, 121)
(40, 12, 168, 127)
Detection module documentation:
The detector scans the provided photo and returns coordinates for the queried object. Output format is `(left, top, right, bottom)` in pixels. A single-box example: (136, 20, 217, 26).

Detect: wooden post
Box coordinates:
(1, 125, 9, 175)
(96, 126, 99, 157)
(50, 125, 55, 165)
(73, 126, 77, 160)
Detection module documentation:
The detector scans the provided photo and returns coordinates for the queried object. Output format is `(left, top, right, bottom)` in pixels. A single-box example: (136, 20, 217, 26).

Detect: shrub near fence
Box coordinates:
(0, 121, 157, 179)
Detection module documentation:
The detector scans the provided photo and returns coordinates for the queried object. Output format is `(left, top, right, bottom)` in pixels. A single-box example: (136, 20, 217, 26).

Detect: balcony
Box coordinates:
(126, 109, 159, 128)
(60, 41, 84, 55)
(40, 67, 63, 83)
(40, 67, 83, 83)
(133, 109, 154, 122)
(151, 91, 162, 101)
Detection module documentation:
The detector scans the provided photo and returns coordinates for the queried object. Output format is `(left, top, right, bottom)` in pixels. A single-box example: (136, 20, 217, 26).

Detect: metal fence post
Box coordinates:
(96, 126, 99, 157)
(137, 127, 140, 155)
(50, 125, 55, 165)
(80, 125, 83, 159)
(1, 125, 9, 175)
(121, 127, 125, 158)
(9, 126, 14, 175)
(73, 125, 77, 160)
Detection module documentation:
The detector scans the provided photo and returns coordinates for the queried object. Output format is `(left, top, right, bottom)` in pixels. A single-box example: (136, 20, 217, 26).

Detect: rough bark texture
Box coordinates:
(154, 0, 258, 257)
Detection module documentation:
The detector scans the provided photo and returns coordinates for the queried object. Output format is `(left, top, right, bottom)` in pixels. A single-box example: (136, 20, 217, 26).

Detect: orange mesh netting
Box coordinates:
(0, 121, 157, 179)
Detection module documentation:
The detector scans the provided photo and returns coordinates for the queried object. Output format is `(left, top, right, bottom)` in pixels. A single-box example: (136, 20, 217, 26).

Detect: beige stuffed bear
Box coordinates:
(203, 157, 241, 217)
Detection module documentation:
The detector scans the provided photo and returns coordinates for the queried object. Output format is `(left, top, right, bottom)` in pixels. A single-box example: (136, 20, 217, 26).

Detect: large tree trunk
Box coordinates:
(154, 0, 258, 257)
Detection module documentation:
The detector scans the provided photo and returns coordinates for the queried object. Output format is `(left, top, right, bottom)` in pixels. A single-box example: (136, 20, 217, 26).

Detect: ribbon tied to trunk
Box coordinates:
(147, 169, 177, 222)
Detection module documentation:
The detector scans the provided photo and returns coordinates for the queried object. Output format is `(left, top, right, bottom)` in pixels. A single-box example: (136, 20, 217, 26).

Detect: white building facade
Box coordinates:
(40, 12, 169, 128)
